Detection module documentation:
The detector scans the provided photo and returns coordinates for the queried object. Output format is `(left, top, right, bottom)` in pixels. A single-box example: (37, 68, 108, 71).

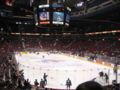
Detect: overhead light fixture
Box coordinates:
(16, 22, 18, 24)
(38, 4, 50, 8)
(5, 0, 13, 6)
(0, 28, 4, 31)
(76, 1, 84, 7)
(19, 22, 22, 24)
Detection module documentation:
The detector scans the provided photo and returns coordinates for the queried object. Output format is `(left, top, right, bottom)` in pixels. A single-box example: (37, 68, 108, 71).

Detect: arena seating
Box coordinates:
(0, 36, 120, 62)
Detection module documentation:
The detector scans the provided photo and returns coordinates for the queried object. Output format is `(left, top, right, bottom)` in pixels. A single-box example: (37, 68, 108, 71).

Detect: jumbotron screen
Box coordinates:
(65, 14, 70, 26)
(34, 4, 70, 26)
(53, 12, 64, 25)
(39, 12, 50, 24)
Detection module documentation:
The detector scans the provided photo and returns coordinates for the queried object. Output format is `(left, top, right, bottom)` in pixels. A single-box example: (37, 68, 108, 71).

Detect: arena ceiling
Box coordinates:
(0, 0, 120, 36)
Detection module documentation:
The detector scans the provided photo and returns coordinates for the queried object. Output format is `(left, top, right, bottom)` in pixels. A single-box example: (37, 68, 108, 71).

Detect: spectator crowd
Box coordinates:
(0, 35, 120, 90)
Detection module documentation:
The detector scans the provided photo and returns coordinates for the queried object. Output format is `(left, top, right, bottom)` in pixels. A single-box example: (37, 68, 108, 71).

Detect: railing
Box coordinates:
(84, 52, 120, 64)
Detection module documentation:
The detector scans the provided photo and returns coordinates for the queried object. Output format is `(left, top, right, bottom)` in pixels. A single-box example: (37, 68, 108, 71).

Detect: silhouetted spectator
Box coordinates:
(104, 73, 109, 83)
(76, 81, 103, 90)
(43, 73, 48, 85)
(94, 72, 106, 86)
(34, 79, 39, 87)
(40, 79, 45, 88)
(66, 78, 72, 90)
(24, 79, 31, 90)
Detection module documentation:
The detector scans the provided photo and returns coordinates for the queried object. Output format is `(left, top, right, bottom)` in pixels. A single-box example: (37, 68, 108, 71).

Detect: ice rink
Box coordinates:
(15, 52, 120, 89)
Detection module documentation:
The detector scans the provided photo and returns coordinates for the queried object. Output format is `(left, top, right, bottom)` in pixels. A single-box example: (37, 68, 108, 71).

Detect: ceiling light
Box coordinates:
(76, 2, 84, 7)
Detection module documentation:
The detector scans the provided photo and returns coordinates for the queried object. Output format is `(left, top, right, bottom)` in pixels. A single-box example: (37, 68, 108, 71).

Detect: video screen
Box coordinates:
(35, 14, 38, 26)
(65, 14, 70, 26)
(39, 12, 49, 21)
(34, 7, 39, 26)
(39, 12, 50, 24)
(53, 12, 64, 24)
(66, 14, 70, 23)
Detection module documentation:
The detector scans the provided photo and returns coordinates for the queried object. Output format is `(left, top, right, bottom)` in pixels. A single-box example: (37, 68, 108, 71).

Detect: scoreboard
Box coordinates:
(34, 3, 71, 27)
